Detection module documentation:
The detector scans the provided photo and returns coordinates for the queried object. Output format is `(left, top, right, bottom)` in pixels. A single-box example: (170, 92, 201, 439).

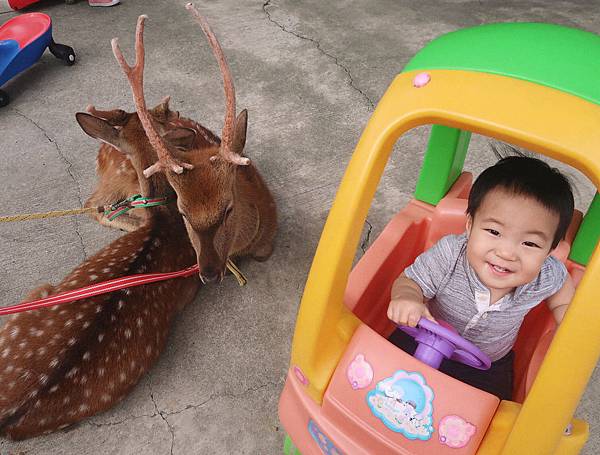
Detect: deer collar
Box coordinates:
(104, 194, 172, 221)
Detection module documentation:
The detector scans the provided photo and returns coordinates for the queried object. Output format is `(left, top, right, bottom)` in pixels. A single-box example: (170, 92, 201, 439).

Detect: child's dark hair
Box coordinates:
(467, 154, 574, 249)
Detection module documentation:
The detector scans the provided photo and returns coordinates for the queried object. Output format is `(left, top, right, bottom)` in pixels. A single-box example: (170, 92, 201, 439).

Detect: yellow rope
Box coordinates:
(226, 259, 247, 286)
(0, 207, 98, 223)
(0, 207, 248, 286)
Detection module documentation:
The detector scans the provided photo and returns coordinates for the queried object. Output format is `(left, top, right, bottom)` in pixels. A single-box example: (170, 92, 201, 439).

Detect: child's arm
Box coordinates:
(387, 273, 436, 327)
(546, 274, 576, 324)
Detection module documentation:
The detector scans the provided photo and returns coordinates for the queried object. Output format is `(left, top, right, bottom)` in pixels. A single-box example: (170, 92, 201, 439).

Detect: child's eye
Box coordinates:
(484, 229, 500, 236)
(523, 241, 541, 248)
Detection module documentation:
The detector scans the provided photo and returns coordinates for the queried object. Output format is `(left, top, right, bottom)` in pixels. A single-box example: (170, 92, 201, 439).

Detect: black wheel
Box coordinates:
(49, 41, 76, 66)
(0, 90, 9, 108)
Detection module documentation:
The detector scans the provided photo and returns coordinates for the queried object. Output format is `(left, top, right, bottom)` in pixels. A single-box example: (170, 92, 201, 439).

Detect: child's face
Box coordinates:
(465, 188, 559, 294)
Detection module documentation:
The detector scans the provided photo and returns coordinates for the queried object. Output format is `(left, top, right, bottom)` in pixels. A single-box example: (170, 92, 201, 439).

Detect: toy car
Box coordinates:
(279, 22, 600, 454)
(0, 12, 75, 107)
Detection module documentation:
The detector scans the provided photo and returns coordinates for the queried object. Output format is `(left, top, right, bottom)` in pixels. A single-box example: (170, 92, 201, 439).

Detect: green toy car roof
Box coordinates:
(403, 22, 600, 106)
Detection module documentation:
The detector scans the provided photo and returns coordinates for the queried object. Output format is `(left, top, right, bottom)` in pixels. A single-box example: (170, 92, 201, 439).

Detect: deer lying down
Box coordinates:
(0, 98, 200, 440)
(0, 6, 277, 440)
(84, 99, 220, 232)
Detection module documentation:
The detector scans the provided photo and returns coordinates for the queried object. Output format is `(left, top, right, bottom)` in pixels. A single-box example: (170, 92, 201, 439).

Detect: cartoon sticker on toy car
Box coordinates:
(366, 369, 435, 440)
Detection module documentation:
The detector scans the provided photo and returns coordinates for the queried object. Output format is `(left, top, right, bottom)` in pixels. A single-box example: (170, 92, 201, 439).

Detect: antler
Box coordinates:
(111, 15, 194, 177)
(185, 3, 249, 166)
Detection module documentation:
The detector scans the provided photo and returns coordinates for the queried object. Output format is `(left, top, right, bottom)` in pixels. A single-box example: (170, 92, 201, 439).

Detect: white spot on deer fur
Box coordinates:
(4, 365, 14, 373)
(84, 389, 92, 398)
(96, 306, 102, 314)
(37, 347, 47, 356)
(124, 329, 132, 339)
(70, 280, 78, 286)
(102, 267, 111, 273)
(66, 367, 78, 378)
(9, 327, 19, 339)
(146, 346, 152, 356)
(101, 393, 111, 402)
(83, 352, 91, 361)
(68, 338, 76, 346)
(108, 381, 115, 390)
(111, 315, 116, 322)
(119, 372, 126, 383)
(89, 275, 98, 281)
(39, 374, 48, 385)
(50, 385, 59, 393)
(130, 360, 136, 370)
(118, 300, 124, 310)
(124, 289, 132, 296)
(39, 417, 47, 425)
(59, 310, 67, 316)
(98, 333, 105, 342)
(63, 396, 70, 404)
(98, 367, 105, 377)
(51, 305, 59, 312)
(146, 254, 152, 261)
(44, 319, 55, 326)
(79, 404, 89, 413)
(136, 318, 143, 328)
(65, 319, 74, 328)
(50, 358, 59, 368)
(83, 321, 91, 329)
(81, 375, 88, 384)
(76, 313, 84, 320)
(28, 390, 38, 399)
(25, 351, 33, 359)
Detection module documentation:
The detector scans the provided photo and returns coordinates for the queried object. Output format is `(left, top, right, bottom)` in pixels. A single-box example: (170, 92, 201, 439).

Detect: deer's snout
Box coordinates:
(199, 266, 222, 284)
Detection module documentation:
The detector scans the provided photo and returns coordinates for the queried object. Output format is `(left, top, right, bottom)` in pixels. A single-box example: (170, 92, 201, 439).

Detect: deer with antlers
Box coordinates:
(0, 5, 276, 439)
(82, 4, 277, 284)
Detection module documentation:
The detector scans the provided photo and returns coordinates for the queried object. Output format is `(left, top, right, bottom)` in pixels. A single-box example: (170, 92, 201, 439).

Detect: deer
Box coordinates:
(83, 99, 220, 232)
(0, 83, 200, 441)
(83, 3, 277, 285)
(0, 6, 276, 439)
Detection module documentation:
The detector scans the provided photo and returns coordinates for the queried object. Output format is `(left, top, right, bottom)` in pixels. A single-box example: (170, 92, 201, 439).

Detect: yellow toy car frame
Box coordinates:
(279, 22, 600, 454)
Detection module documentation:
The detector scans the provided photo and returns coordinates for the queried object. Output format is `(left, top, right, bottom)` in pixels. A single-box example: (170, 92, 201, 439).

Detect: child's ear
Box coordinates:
(466, 215, 473, 237)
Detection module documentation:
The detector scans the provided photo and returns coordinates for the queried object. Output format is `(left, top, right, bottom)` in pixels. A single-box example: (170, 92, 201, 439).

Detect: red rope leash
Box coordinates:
(0, 265, 199, 317)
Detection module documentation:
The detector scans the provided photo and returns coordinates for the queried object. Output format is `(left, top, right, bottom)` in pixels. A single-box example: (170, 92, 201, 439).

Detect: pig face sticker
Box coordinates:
(366, 370, 435, 440)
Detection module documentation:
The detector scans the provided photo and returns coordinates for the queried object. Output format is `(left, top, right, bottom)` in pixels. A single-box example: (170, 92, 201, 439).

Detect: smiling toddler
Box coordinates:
(387, 155, 576, 399)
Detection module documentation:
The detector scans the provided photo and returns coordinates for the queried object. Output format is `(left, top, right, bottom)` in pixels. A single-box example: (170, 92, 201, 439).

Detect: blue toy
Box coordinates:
(0, 12, 75, 107)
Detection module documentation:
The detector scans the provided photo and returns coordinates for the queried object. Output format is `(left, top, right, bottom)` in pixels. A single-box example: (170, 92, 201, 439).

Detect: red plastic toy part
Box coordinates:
(3, 0, 41, 10)
(0, 12, 50, 48)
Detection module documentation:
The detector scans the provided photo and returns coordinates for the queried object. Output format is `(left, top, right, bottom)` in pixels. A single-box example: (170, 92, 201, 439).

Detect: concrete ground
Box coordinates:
(0, 0, 598, 453)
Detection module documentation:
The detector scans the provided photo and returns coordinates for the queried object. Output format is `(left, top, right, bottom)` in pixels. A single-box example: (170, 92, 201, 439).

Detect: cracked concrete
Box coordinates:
(0, 0, 599, 454)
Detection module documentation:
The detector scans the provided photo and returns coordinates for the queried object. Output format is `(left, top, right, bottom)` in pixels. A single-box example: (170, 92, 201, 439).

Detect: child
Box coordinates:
(387, 155, 576, 400)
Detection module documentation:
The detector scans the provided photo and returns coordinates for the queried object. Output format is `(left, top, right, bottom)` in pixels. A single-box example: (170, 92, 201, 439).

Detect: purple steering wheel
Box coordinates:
(398, 318, 491, 370)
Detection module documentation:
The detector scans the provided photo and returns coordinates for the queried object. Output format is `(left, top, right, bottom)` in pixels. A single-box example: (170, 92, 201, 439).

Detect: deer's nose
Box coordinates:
(199, 267, 220, 284)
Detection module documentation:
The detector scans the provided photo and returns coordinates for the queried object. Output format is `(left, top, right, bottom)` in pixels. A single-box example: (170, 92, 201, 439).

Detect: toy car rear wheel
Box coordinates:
(49, 41, 76, 66)
(0, 90, 9, 108)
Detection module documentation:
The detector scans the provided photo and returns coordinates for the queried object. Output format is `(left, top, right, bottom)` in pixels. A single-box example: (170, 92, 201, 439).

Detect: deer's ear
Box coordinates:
(76, 112, 122, 150)
(231, 109, 248, 155)
(162, 127, 197, 150)
(151, 96, 173, 122)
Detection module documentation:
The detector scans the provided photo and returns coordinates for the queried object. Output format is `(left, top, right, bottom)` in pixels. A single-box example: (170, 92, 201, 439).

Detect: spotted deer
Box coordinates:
(83, 99, 220, 232)
(0, 7, 276, 439)
(0, 95, 200, 439)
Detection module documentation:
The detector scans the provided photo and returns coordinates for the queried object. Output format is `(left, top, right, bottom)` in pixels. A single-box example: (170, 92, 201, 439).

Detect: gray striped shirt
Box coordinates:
(404, 233, 567, 361)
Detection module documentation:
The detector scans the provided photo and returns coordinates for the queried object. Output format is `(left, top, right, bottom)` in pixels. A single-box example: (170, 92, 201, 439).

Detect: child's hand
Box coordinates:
(388, 273, 436, 327)
(387, 298, 436, 327)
